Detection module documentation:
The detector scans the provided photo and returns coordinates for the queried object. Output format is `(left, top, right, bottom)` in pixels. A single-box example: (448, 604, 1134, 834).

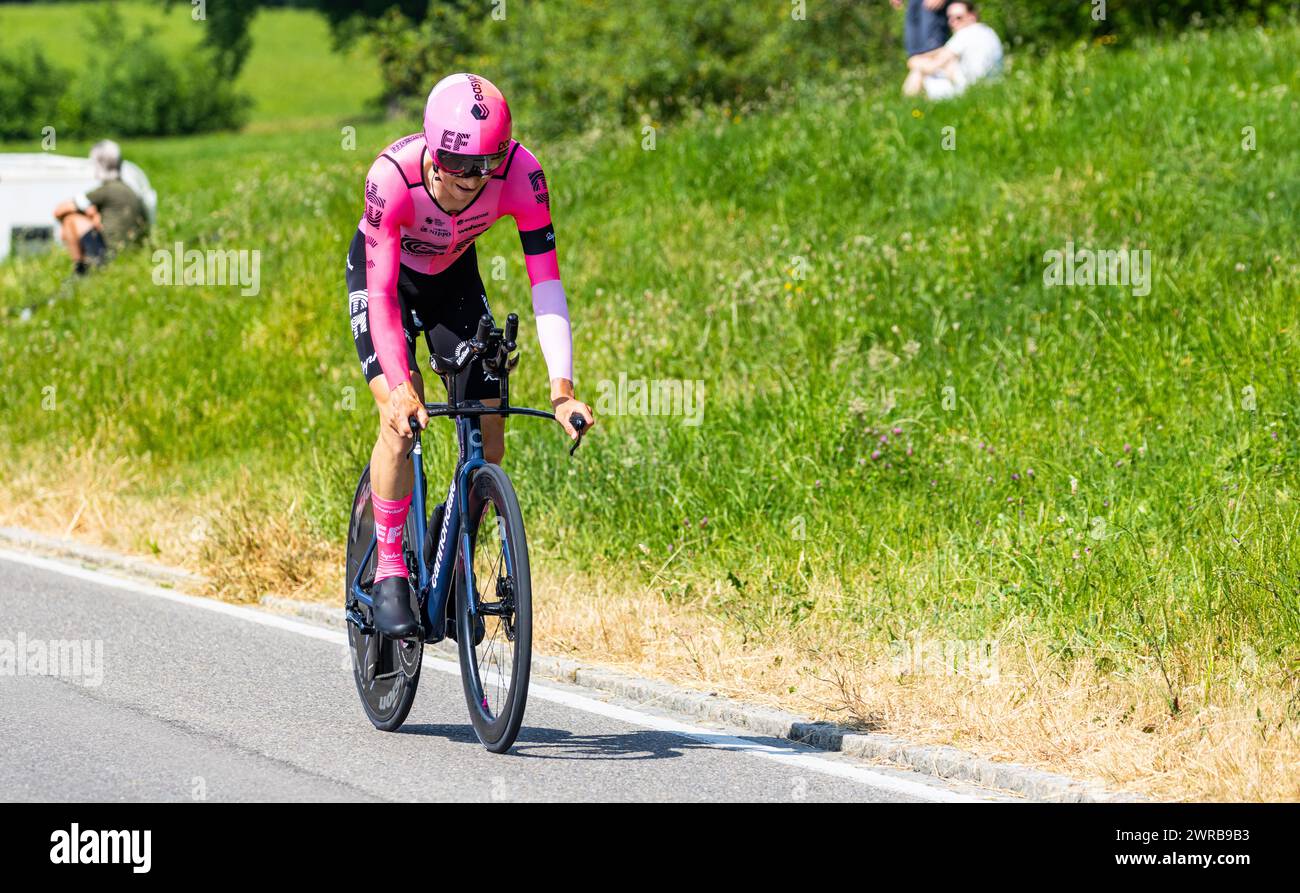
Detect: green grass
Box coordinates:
(0, 1, 380, 126)
(2, 21, 1298, 696)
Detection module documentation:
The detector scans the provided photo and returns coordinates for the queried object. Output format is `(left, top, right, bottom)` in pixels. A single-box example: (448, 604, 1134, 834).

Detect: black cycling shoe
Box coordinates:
(371, 576, 420, 639)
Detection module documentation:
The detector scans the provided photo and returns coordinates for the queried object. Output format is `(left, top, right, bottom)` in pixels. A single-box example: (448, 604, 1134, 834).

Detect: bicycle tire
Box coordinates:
(345, 465, 423, 732)
(456, 463, 532, 753)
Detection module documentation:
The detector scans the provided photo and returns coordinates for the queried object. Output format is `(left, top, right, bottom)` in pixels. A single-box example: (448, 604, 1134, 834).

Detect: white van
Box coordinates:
(0, 153, 158, 262)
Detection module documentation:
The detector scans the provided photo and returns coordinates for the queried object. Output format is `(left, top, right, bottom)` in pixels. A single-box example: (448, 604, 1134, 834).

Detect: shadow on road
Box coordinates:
(396, 722, 801, 762)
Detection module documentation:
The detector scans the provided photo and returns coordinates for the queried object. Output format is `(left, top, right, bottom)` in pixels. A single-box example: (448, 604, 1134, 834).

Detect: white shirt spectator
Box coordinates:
(944, 21, 1003, 87)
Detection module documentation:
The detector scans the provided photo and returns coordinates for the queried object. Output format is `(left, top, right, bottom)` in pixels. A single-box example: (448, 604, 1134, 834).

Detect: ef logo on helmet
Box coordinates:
(440, 129, 472, 151)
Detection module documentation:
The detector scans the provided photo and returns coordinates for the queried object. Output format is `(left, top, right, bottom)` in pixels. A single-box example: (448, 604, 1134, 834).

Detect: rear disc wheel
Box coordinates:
(345, 465, 423, 732)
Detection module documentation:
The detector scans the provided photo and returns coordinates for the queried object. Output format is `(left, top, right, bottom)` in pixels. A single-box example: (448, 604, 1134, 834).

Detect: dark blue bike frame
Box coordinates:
(350, 412, 487, 642)
(346, 311, 581, 643)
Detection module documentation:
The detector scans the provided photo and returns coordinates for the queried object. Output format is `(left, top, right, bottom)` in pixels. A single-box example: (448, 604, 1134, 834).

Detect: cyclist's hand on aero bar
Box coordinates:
(386, 379, 428, 438)
(552, 395, 594, 441)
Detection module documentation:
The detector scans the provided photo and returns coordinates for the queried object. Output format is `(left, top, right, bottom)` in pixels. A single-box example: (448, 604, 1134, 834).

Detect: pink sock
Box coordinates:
(372, 492, 412, 583)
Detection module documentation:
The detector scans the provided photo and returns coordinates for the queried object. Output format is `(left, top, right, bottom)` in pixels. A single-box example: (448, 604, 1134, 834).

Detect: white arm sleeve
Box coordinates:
(531, 278, 573, 382)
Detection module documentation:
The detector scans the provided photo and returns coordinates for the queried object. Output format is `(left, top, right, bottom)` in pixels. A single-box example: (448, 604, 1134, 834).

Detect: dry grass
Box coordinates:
(0, 444, 334, 602)
(526, 569, 1300, 802)
(3, 451, 1296, 800)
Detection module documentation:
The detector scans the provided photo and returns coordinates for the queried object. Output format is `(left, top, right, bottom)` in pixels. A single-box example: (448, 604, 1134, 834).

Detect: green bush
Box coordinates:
(368, 0, 897, 138)
(70, 7, 250, 137)
(360, 0, 1289, 140)
(0, 6, 249, 140)
(983, 0, 1289, 49)
(0, 43, 73, 141)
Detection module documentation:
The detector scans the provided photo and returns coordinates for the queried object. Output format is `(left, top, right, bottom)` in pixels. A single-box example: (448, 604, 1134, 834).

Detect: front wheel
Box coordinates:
(456, 463, 532, 753)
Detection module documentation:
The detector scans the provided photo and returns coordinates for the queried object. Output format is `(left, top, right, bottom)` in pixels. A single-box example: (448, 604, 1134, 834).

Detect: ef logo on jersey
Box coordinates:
(441, 129, 472, 152)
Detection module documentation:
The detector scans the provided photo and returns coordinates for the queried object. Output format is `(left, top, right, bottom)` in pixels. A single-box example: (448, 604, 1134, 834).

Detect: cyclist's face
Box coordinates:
(429, 164, 485, 209)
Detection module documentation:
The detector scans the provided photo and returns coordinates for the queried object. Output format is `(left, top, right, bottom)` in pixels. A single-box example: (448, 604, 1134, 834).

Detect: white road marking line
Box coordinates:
(1, 549, 986, 801)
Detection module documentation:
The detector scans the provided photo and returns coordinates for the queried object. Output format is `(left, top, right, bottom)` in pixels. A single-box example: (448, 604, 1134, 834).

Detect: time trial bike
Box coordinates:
(344, 311, 585, 752)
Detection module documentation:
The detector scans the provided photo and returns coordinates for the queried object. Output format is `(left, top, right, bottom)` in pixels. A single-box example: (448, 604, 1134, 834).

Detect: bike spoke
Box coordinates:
(472, 501, 516, 719)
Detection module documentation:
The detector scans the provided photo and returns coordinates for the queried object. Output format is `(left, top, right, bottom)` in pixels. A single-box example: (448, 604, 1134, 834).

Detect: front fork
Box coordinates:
(412, 414, 486, 639)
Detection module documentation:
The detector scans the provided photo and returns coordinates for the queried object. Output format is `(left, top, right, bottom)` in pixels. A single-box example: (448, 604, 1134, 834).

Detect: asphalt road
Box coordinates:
(0, 550, 1013, 803)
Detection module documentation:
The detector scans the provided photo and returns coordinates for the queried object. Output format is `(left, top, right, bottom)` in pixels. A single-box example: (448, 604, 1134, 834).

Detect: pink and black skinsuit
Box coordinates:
(346, 133, 573, 583)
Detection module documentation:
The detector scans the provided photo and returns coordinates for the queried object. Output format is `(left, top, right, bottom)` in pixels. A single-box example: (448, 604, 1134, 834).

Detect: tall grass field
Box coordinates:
(1, 6, 1297, 798)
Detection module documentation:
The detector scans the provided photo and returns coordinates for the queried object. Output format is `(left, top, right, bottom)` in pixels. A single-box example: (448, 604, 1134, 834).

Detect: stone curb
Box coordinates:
(258, 595, 1140, 802)
(0, 527, 1140, 802)
(0, 526, 202, 587)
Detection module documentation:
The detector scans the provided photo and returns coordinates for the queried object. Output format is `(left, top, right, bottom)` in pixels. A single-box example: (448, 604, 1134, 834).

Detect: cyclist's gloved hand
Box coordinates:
(552, 395, 594, 441)
(385, 379, 428, 438)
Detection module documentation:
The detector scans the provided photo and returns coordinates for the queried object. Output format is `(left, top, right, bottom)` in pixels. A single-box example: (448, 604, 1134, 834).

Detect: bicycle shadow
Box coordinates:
(395, 722, 809, 762)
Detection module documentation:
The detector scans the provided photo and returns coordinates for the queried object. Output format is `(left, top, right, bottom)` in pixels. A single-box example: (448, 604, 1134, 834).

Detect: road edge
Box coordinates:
(0, 526, 1141, 802)
(260, 595, 1141, 803)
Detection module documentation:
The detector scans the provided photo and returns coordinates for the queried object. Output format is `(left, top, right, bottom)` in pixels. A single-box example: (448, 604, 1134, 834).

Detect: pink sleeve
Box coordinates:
(501, 146, 561, 286)
(502, 146, 572, 381)
(362, 156, 414, 389)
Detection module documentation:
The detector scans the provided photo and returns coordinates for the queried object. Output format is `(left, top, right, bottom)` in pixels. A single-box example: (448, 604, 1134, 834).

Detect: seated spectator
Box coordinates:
(891, 0, 951, 62)
(903, 2, 1004, 100)
(52, 140, 149, 274)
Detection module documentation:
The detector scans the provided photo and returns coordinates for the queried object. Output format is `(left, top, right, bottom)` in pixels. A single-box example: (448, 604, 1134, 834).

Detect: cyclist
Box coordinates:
(347, 73, 594, 637)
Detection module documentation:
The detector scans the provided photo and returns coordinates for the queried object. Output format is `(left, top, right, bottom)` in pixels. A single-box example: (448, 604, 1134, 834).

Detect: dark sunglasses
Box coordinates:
(435, 148, 509, 177)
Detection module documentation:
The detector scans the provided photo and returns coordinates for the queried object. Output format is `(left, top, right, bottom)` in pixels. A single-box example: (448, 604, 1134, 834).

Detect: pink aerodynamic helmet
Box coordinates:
(423, 73, 513, 177)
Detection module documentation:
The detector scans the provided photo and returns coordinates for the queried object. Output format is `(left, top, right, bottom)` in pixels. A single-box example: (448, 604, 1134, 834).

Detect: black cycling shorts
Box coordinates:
(345, 228, 496, 399)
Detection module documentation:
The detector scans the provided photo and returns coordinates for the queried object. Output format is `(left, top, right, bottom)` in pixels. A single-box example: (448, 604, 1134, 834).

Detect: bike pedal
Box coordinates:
(345, 606, 375, 635)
